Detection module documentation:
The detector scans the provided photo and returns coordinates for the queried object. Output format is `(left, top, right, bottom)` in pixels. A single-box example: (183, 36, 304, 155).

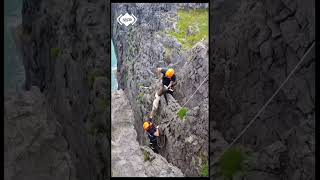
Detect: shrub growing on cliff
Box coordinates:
(200, 160, 209, 177)
(168, 9, 208, 49)
(138, 92, 144, 102)
(143, 151, 150, 162)
(218, 147, 247, 179)
(177, 107, 188, 120)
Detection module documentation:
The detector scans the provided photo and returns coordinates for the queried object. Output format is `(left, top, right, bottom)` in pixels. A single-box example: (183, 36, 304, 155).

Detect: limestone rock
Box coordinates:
(112, 3, 209, 177)
(111, 90, 184, 177)
(209, 0, 314, 178)
(4, 87, 77, 180)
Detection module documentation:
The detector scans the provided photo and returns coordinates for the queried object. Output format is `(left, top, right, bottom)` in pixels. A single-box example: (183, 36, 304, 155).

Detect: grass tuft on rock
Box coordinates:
(200, 160, 209, 177)
(50, 47, 61, 58)
(219, 147, 246, 179)
(177, 107, 188, 120)
(138, 92, 144, 99)
(143, 151, 150, 162)
(168, 9, 208, 49)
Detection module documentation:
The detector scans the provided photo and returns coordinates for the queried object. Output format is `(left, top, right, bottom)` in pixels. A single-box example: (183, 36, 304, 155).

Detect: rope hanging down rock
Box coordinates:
(158, 74, 209, 124)
(180, 74, 209, 109)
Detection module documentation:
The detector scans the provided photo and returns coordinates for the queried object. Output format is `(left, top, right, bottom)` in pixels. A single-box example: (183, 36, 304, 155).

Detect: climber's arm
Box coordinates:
(156, 68, 163, 80)
(169, 80, 177, 87)
(154, 128, 160, 137)
(168, 76, 177, 88)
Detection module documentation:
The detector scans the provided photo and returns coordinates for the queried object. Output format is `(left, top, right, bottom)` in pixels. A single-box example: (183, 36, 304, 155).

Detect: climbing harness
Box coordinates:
(212, 41, 315, 165)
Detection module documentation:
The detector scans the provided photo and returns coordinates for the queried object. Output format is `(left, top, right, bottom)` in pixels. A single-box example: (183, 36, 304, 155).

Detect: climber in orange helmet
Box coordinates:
(156, 67, 177, 96)
(150, 68, 177, 118)
(143, 119, 160, 153)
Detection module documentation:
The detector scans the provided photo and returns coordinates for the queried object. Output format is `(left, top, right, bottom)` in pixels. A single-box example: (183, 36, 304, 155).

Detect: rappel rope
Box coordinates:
(179, 74, 209, 109)
(158, 74, 209, 124)
(174, 74, 209, 118)
(212, 41, 315, 165)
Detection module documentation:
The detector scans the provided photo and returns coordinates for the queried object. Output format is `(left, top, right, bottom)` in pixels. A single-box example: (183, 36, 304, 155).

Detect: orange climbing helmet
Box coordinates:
(165, 68, 175, 78)
(143, 121, 152, 131)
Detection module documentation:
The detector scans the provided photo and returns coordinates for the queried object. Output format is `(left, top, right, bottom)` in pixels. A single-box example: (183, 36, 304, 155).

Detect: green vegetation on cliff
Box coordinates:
(200, 160, 209, 177)
(177, 107, 188, 121)
(143, 150, 150, 162)
(219, 147, 247, 179)
(168, 9, 208, 49)
(50, 47, 61, 58)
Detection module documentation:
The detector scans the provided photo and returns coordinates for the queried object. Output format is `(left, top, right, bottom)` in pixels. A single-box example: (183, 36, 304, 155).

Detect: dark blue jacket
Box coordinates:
(146, 126, 157, 143)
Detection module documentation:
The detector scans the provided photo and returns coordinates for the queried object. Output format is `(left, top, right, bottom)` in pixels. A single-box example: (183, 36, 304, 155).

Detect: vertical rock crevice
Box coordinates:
(112, 3, 209, 177)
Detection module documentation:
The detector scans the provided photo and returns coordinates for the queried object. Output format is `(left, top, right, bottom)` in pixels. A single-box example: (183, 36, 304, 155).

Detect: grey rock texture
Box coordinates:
(111, 90, 147, 177)
(112, 3, 209, 177)
(140, 146, 184, 177)
(210, 0, 315, 179)
(4, 87, 77, 180)
(111, 90, 184, 177)
(16, 0, 110, 179)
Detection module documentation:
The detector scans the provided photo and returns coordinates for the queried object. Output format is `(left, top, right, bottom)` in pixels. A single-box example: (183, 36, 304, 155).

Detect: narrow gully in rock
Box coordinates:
(111, 90, 184, 177)
(112, 3, 209, 176)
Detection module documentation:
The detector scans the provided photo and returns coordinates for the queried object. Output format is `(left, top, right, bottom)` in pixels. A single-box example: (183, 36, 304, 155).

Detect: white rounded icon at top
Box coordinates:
(117, 13, 137, 26)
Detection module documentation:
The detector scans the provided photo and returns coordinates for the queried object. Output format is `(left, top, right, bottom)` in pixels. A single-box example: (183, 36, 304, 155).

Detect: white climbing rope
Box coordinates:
(212, 41, 315, 164)
(180, 74, 209, 109)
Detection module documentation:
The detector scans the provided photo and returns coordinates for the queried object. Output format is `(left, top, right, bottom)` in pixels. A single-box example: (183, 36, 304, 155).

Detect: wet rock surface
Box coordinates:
(210, 0, 315, 179)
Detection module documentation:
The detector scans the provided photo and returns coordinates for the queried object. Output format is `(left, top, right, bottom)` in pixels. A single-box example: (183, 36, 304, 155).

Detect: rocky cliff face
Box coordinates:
(6, 0, 314, 179)
(112, 3, 209, 176)
(111, 90, 183, 177)
(16, 0, 110, 179)
(4, 87, 77, 180)
(210, 0, 315, 179)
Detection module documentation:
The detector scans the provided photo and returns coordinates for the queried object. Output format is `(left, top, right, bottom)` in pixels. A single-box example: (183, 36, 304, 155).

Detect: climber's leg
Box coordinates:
(164, 92, 168, 105)
(157, 84, 165, 96)
(167, 89, 174, 97)
(152, 92, 161, 112)
(150, 141, 159, 154)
